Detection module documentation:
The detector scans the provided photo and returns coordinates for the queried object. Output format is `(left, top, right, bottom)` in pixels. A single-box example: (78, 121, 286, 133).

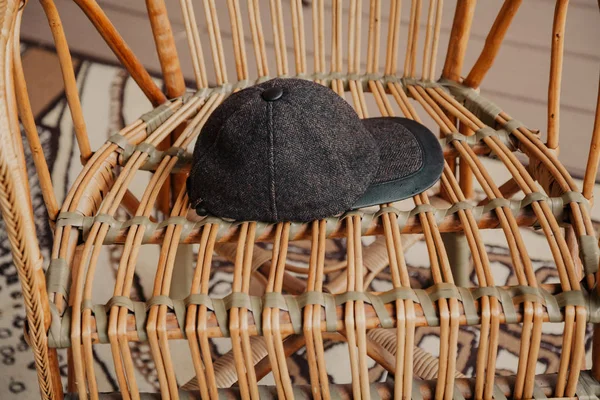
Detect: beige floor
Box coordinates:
(21, 0, 600, 179)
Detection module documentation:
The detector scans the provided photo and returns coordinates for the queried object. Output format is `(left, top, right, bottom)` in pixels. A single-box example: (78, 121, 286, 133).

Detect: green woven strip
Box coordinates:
(225, 292, 253, 309)
(400, 77, 440, 88)
(140, 103, 174, 133)
(579, 235, 599, 275)
(328, 383, 345, 400)
(136, 143, 157, 157)
(55, 211, 85, 228)
(378, 287, 420, 304)
(105, 296, 135, 312)
(409, 204, 438, 219)
(341, 209, 375, 236)
(366, 292, 393, 328)
(48, 303, 72, 348)
(164, 146, 187, 159)
(414, 288, 438, 326)
(46, 286, 600, 348)
(556, 290, 587, 308)
(437, 79, 503, 127)
(493, 384, 508, 400)
(334, 290, 370, 305)
(540, 287, 562, 323)
(370, 383, 382, 400)
(291, 291, 335, 334)
(471, 286, 518, 323)
(210, 293, 265, 336)
(163, 216, 196, 240)
(457, 287, 479, 325)
(222, 293, 253, 320)
(425, 283, 480, 326)
(146, 296, 186, 336)
(107, 133, 135, 160)
(411, 379, 424, 400)
(81, 300, 109, 344)
(453, 385, 466, 400)
(532, 383, 548, 399)
(427, 282, 460, 302)
(117, 144, 192, 171)
(507, 286, 546, 305)
(331, 290, 394, 329)
(445, 201, 475, 216)
(250, 296, 263, 335)
(589, 291, 600, 323)
(475, 126, 498, 140)
(562, 190, 591, 210)
(577, 370, 600, 400)
(122, 216, 157, 243)
(374, 205, 410, 228)
(298, 291, 326, 308)
(520, 192, 551, 208)
(78, 213, 119, 242)
(304, 71, 404, 91)
(441, 126, 516, 152)
(263, 292, 288, 309)
(284, 295, 302, 334)
(93, 304, 108, 343)
(502, 119, 524, 135)
(45, 258, 70, 300)
(323, 293, 337, 332)
(55, 191, 586, 245)
(211, 298, 230, 336)
(184, 293, 214, 309)
(482, 197, 514, 215)
(134, 301, 148, 342)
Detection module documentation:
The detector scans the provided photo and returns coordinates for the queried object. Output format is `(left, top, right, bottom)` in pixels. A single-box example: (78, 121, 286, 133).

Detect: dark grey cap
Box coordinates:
(188, 78, 443, 223)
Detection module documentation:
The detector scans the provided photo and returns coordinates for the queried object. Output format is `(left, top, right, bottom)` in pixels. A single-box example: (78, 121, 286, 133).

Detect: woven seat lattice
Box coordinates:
(1, 0, 600, 399)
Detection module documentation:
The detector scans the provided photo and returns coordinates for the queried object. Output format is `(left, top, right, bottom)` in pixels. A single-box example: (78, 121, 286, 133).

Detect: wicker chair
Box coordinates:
(3, 0, 600, 398)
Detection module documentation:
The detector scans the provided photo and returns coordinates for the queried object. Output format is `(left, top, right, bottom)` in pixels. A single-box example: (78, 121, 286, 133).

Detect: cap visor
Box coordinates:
(352, 117, 444, 209)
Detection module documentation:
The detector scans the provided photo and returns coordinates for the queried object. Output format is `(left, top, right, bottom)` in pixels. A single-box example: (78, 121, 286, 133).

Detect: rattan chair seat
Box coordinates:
(2, 0, 600, 399)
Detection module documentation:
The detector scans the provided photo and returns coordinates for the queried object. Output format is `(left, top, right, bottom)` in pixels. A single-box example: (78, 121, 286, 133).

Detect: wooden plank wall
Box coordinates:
(21, 0, 600, 178)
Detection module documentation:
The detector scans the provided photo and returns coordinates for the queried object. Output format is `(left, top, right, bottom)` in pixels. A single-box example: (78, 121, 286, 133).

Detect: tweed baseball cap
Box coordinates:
(188, 78, 443, 223)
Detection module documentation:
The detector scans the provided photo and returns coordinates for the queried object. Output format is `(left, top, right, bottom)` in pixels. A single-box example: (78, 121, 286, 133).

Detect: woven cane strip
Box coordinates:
(407, 83, 548, 398)
(47, 284, 600, 348)
(421, 79, 595, 396)
(429, 80, 599, 283)
(53, 190, 588, 244)
(418, 83, 552, 397)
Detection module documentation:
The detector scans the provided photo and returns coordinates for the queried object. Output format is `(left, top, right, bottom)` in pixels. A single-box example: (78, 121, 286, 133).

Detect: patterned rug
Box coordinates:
(0, 43, 597, 398)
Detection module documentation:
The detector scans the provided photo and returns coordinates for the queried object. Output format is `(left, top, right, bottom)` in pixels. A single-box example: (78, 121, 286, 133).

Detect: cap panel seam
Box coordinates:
(189, 93, 261, 179)
(267, 102, 278, 221)
(189, 90, 264, 209)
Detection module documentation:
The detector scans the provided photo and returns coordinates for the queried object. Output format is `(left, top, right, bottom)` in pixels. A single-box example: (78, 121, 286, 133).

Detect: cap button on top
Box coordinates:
(262, 87, 284, 101)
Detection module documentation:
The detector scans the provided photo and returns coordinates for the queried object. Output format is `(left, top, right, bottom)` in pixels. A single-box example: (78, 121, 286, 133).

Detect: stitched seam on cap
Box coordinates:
(268, 102, 278, 220)
(189, 95, 257, 187)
